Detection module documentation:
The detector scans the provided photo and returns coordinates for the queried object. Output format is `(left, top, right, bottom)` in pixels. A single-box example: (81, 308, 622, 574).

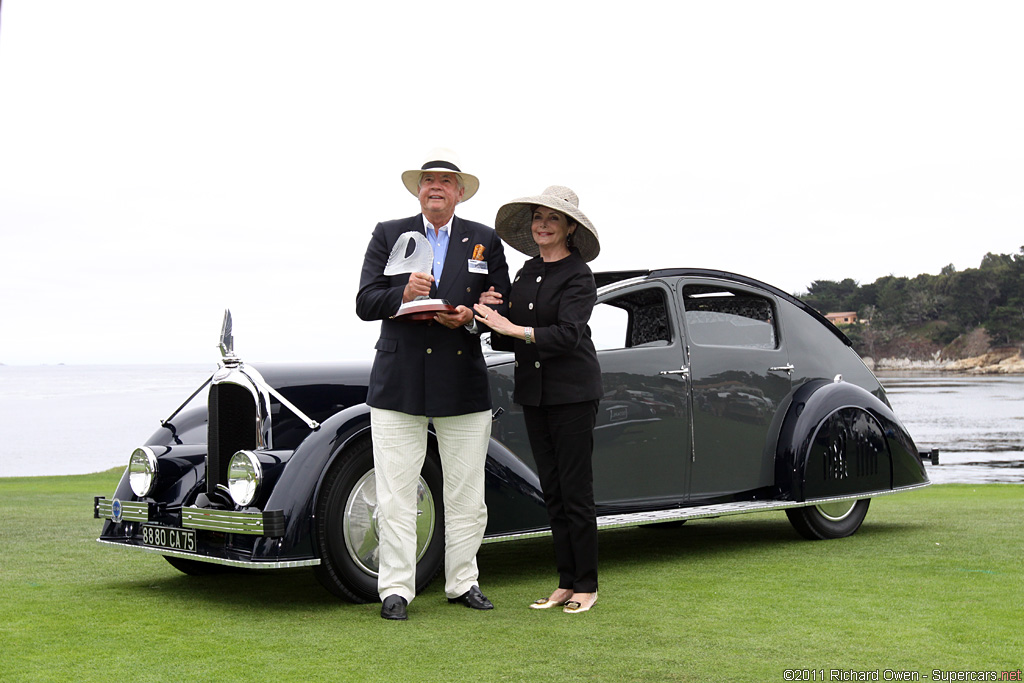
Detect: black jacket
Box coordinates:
(356, 214, 510, 417)
(491, 250, 602, 406)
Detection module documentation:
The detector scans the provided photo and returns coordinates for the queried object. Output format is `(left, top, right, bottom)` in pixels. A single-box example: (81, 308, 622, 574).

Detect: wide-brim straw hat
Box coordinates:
(495, 185, 600, 262)
(401, 148, 479, 202)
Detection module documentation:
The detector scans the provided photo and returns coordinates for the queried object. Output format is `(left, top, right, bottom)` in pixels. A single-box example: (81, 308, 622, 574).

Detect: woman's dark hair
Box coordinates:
(531, 205, 578, 229)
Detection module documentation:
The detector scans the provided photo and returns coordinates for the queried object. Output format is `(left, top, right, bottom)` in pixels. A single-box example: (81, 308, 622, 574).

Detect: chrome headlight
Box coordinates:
(227, 450, 262, 507)
(128, 447, 158, 497)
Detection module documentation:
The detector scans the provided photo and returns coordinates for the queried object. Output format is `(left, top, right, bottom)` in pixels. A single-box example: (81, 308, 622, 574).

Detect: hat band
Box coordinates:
(421, 160, 461, 172)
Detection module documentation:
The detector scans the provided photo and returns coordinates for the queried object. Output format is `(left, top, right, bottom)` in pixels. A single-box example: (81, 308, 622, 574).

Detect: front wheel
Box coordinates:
(313, 437, 444, 602)
(785, 498, 870, 540)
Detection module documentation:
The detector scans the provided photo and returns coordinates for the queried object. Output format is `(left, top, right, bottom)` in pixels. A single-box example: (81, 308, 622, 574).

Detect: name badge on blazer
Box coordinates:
(468, 259, 488, 274)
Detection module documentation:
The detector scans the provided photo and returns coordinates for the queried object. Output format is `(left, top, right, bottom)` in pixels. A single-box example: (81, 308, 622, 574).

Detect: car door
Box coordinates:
(676, 278, 792, 502)
(589, 281, 692, 507)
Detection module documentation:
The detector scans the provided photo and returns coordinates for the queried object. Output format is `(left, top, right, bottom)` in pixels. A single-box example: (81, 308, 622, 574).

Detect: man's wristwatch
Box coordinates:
(524, 326, 533, 344)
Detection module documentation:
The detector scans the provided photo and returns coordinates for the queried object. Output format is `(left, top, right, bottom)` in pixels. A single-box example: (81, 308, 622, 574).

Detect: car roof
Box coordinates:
(594, 268, 852, 347)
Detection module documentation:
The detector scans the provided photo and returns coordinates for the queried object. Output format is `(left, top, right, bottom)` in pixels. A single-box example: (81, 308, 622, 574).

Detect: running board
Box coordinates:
(481, 482, 930, 544)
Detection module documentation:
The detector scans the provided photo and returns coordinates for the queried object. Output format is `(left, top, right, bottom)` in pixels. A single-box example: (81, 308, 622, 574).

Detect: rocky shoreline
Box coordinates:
(868, 349, 1024, 374)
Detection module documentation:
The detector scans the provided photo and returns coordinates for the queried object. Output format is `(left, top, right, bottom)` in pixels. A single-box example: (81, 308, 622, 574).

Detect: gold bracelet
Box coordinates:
(524, 326, 533, 344)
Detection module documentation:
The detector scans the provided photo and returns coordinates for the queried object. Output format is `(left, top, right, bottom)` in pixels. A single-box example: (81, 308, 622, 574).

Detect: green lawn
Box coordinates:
(0, 470, 1021, 682)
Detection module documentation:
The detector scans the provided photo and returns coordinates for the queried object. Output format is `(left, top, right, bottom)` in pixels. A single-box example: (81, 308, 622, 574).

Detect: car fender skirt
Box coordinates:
(775, 380, 927, 501)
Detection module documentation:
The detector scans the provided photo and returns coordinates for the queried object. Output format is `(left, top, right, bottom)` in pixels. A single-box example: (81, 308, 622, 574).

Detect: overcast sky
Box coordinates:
(2, 1, 1022, 366)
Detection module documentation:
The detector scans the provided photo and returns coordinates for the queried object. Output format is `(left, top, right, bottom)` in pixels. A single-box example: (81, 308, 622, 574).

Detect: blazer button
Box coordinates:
(536, 276, 543, 282)
(426, 348, 433, 354)
(528, 303, 534, 310)
(466, 287, 471, 292)
(457, 350, 462, 355)
(534, 361, 540, 368)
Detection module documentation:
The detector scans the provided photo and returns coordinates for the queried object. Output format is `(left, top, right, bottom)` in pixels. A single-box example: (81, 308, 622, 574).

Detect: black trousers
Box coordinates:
(522, 400, 599, 593)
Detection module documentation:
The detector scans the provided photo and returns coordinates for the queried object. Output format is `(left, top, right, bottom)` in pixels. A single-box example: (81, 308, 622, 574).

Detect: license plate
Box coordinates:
(141, 525, 196, 552)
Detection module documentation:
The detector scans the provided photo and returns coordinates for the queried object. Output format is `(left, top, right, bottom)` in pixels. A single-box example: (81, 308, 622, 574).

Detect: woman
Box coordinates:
(473, 185, 603, 614)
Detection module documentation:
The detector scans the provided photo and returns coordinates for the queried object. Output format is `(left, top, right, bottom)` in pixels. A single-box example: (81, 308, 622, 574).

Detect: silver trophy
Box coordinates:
(385, 231, 455, 320)
(384, 231, 434, 276)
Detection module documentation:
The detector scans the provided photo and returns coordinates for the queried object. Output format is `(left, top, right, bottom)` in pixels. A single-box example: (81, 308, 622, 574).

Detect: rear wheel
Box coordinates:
(313, 437, 444, 602)
(786, 498, 870, 540)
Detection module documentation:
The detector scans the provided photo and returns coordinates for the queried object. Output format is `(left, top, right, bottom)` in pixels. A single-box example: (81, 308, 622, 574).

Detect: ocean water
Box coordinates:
(878, 373, 1024, 485)
(0, 364, 213, 478)
(1, 365, 1021, 483)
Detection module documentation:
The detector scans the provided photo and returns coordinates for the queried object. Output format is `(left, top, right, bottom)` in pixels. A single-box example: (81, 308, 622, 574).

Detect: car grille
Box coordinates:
(207, 382, 259, 495)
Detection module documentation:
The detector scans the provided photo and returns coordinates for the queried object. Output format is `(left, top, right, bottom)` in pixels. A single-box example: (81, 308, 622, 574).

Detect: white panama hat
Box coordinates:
(495, 185, 600, 262)
(401, 148, 479, 202)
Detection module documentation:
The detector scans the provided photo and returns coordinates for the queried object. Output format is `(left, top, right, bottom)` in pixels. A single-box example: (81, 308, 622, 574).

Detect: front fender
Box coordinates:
(776, 380, 926, 501)
(255, 401, 552, 557)
(481, 438, 548, 536)
(253, 404, 374, 560)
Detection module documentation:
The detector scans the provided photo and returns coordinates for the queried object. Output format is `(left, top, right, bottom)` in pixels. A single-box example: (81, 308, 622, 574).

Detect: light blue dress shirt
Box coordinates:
(423, 216, 452, 287)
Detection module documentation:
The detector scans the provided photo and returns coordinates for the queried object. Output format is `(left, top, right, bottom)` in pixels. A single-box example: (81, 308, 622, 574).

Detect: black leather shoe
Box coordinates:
(381, 594, 408, 620)
(447, 585, 494, 610)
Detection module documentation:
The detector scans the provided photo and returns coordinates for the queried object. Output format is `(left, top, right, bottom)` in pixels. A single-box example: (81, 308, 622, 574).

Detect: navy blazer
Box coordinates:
(356, 214, 510, 417)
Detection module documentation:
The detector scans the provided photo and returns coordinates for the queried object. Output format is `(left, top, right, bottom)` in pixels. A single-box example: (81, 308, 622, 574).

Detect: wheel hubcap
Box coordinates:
(815, 499, 858, 521)
(342, 469, 436, 577)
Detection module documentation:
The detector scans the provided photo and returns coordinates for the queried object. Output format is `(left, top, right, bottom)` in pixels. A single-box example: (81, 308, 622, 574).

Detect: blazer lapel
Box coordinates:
(436, 216, 470, 300)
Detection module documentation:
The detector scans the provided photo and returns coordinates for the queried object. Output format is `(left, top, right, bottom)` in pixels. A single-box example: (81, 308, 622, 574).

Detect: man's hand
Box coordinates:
(478, 286, 503, 306)
(435, 305, 474, 328)
(403, 272, 434, 303)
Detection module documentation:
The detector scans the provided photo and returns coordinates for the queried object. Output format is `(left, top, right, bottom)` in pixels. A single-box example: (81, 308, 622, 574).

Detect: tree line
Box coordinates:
(797, 247, 1024, 359)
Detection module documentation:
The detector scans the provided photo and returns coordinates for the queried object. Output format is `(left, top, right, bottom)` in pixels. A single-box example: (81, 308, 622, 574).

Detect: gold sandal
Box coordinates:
(563, 595, 597, 614)
(529, 597, 567, 610)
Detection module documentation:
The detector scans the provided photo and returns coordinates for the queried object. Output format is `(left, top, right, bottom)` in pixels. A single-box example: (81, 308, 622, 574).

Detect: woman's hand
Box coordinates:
(473, 303, 515, 337)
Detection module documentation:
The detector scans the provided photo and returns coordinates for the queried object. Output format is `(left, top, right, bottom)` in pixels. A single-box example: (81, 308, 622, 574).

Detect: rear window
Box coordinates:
(683, 285, 778, 349)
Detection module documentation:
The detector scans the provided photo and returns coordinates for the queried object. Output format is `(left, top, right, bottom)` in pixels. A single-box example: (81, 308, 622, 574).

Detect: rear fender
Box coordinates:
(775, 380, 925, 501)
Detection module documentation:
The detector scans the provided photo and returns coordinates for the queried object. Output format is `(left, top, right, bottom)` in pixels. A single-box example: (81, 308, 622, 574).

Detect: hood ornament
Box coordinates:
(218, 309, 239, 365)
(212, 308, 320, 431)
(163, 309, 320, 431)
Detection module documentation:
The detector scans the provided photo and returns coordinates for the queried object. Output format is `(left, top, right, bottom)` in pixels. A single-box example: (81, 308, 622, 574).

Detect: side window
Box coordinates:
(591, 287, 673, 352)
(683, 284, 778, 349)
(589, 304, 628, 350)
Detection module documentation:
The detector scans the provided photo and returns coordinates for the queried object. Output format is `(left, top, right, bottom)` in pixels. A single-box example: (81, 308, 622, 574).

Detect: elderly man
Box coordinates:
(356, 149, 510, 620)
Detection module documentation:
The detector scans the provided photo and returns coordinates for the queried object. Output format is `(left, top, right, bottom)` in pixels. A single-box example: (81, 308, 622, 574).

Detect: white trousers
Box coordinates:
(371, 407, 490, 603)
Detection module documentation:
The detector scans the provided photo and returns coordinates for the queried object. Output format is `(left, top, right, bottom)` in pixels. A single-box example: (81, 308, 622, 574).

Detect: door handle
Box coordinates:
(769, 364, 794, 374)
(659, 366, 690, 376)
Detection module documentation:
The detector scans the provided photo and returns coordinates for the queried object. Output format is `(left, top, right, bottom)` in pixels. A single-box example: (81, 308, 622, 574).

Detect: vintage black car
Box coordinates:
(94, 269, 930, 602)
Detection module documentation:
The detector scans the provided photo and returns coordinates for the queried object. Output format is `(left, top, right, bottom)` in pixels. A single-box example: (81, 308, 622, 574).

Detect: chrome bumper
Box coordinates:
(94, 497, 285, 536)
(94, 539, 320, 569)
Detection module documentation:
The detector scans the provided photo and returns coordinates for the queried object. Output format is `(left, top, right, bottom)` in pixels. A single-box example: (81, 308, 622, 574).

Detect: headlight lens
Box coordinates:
(227, 450, 262, 507)
(128, 447, 158, 497)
